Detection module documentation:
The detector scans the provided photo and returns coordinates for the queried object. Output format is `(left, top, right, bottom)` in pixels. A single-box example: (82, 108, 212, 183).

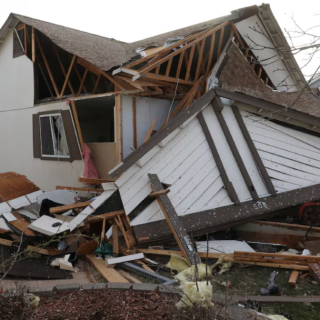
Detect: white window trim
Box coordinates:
(39, 113, 70, 158)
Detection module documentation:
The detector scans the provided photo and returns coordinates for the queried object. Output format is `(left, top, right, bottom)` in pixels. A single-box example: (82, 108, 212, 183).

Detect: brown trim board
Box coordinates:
(109, 88, 216, 177)
(197, 111, 240, 204)
(149, 174, 201, 265)
(231, 105, 277, 196)
(215, 88, 320, 128)
(133, 182, 320, 243)
(213, 97, 259, 201)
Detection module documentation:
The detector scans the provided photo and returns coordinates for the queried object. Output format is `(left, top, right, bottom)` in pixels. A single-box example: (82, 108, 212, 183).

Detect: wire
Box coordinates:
(165, 78, 179, 126)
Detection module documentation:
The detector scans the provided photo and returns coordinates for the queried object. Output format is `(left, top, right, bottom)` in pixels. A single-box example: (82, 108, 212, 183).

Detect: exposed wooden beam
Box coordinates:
(32, 28, 35, 63)
(92, 74, 101, 94)
(195, 39, 205, 80)
(60, 55, 76, 98)
(231, 105, 277, 196)
(35, 35, 59, 97)
(206, 33, 216, 76)
(165, 57, 173, 77)
(230, 22, 244, 48)
(176, 50, 185, 79)
(74, 64, 88, 93)
(144, 118, 156, 143)
(197, 111, 240, 204)
(78, 177, 114, 184)
(132, 97, 137, 149)
(138, 72, 195, 85)
(70, 100, 84, 151)
(217, 26, 225, 56)
(77, 69, 88, 96)
(49, 201, 92, 214)
(213, 98, 259, 200)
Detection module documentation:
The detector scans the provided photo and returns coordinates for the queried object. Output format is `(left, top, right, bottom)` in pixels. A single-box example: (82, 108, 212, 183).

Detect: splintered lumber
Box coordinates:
(0, 238, 13, 247)
(49, 201, 92, 214)
(148, 173, 200, 265)
(78, 177, 114, 184)
(117, 269, 142, 284)
(288, 271, 299, 286)
(86, 254, 129, 283)
(87, 210, 125, 224)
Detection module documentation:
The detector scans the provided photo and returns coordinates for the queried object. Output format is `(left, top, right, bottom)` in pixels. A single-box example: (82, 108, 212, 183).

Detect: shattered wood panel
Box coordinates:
(241, 111, 320, 192)
(0, 172, 39, 203)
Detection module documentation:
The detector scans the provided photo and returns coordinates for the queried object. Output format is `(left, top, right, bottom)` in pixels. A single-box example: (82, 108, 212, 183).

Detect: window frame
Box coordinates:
(39, 113, 70, 159)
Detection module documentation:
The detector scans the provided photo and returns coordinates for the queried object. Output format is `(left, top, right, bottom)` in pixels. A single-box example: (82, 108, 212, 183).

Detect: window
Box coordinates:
(39, 114, 70, 158)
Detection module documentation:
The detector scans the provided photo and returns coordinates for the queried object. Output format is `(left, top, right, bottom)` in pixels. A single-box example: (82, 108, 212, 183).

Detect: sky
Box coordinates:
(0, 0, 319, 80)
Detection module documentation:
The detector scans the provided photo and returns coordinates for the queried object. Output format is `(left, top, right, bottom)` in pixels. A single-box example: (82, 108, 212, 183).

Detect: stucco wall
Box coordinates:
(0, 30, 34, 112)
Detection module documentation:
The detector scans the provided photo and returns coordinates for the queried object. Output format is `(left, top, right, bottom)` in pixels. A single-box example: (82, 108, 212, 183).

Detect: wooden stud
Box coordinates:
(78, 177, 114, 184)
(53, 46, 76, 97)
(32, 28, 35, 63)
(213, 99, 259, 200)
(115, 95, 121, 164)
(165, 57, 173, 77)
(35, 35, 59, 97)
(77, 69, 88, 96)
(231, 105, 277, 196)
(217, 26, 225, 56)
(265, 76, 269, 85)
(206, 33, 216, 76)
(60, 55, 76, 98)
(149, 189, 170, 197)
(132, 97, 137, 149)
(185, 44, 195, 81)
(49, 201, 92, 214)
(176, 50, 185, 79)
(121, 215, 137, 247)
(74, 64, 88, 93)
(87, 211, 125, 224)
(112, 223, 119, 255)
(148, 173, 201, 265)
(116, 215, 131, 249)
(258, 66, 263, 78)
(230, 22, 245, 48)
(100, 218, 106, 242)
(195, 39, 205, 80)
(70, 100, 84, 151)
(144, 118, 156, 143)
(91, 73, 101, 94)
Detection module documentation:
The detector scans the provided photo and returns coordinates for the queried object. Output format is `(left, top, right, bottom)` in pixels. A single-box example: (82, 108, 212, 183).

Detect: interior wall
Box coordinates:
(0, 100, 83, 191)
(122, 96, 179, 158)
(0, 30, 34, 112)
(75, 96, 115, 143)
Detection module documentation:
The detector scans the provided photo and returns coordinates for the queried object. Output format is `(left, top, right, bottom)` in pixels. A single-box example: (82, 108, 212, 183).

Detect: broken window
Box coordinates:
(39, 114, 70, 158)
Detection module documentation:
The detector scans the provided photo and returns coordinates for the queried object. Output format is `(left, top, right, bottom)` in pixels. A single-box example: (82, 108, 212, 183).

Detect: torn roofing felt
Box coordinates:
(212, 43, 320, 119)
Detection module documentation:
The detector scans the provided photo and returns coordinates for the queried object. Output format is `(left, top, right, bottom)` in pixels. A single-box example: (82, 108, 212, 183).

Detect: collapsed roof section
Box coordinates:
(109, 86, 320, 243)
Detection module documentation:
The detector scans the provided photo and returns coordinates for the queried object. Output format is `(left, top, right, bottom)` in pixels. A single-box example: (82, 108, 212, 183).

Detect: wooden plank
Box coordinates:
(32, 28, 35, 63)
(27, 245, 66, 256)
(121, 215, 137, 247)
(232, 105, 277, 196)
(60, 55, 76, 98)
(100, 218, 106, 241)
(132, 97, 137, 149)
(113, 223, 119, 255)
(87, 211, 124, 224)
(195, 39, 205, 80)
(289, 270, 300, 285)
(148, 173, 200, 265)
(232, 259, 308, 271)
(35, 35, 59, 97)
(79, 177, 114, 184)
(165, 57, 173, 77)
(217, 26, 225, 56)
(149, 189, 170, 197)
(49, 201, 92, 214)
(70, 100, 84, 151)
(0, 238, 13, 247)
(206, 33, 216, 76)
(197, 111, 240, 204)
(116, 215, 131, 249)
(86, 254, 129, 282)
(9, 212, 37, 236)
(77, 69, 88, 96)
(56, 186, 103, 193)
(92, 74, 101, 94)
(185, 45, 195, 81)
(138, 73, 194, 85)
(144, 118, 156, 143)
(117, 269, 142, 283)
(176, 51, 185, 79)
(230, 22, 244, 48)
(213, 99, 259, 200)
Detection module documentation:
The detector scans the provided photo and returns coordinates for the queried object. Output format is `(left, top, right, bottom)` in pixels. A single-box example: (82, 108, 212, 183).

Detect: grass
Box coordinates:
(211, 264, 320, 319)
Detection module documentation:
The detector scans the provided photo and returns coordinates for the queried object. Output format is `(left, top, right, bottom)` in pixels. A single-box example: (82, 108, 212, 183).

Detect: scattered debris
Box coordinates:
(260, 271, 279, 295)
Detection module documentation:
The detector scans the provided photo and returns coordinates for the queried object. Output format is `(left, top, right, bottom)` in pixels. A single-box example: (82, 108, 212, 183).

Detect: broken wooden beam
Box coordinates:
(288, 270, 299, 286)
(49, 201, 92, 214)
(86, 210, 125, 224)
(149, 189, 170, 197)
(78, 177, 114, 184)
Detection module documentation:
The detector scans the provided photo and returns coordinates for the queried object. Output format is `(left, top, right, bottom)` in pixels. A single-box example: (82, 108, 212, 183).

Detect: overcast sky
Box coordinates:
(1, 0, 319, 79)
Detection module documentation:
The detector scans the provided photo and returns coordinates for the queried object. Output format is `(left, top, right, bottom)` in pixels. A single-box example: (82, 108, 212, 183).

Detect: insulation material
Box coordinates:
(81, 143, 99, 183)
(166, 254, 191, 272)
(175, 264, 212, 282)
(176, 281, 214, 308)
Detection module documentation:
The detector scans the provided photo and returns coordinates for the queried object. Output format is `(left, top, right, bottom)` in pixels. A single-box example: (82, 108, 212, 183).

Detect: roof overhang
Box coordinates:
(0, 14, 19, 46)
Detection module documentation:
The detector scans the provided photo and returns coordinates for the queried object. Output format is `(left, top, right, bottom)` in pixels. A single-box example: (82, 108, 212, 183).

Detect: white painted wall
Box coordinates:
(0, 30, 34, 112)
(0, 100, 84, 191)
(236, 15, 298, 92)
(122, 96, 178, 158)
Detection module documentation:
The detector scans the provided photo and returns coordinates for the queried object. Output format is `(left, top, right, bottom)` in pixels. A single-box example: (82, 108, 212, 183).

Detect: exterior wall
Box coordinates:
(122, 96, 178, 158)
(0, 30, 34, 112)
(0, 100, 83, 191)
(310, 78, 320, 89)
(236, 15, 298, 92)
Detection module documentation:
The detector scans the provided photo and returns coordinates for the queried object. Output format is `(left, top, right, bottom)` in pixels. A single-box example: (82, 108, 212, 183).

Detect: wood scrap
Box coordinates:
(117, 269, 142, 283)
(56, 186, 103, 193)
(49, 201, 92, 214)
(6, 212, 37, 236)
(87, 211, 124, 224)
(288, 270, 299, 286)
(78, 177, 114, 184)
(86, 254, 129, 283)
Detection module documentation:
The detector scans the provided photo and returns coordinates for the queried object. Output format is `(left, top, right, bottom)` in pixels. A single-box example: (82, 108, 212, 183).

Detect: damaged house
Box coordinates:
(0, 4, 305, 193)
